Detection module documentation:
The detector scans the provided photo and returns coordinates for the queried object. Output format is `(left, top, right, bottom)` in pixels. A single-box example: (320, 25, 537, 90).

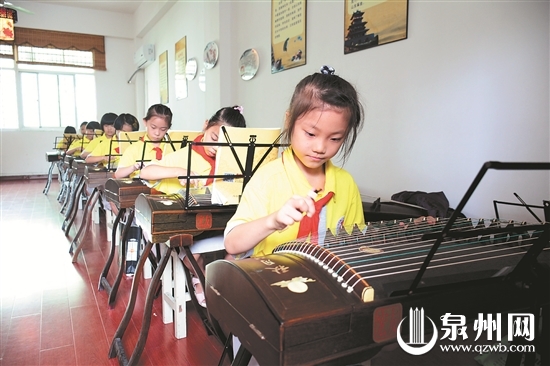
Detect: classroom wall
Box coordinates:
(1, 0, 548, 222)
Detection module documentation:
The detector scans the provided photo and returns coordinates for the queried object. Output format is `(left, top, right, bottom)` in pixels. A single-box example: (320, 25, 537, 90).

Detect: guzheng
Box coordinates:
(45, 151, 62, 162)
(206, 217, 550, 365)
(134, 192, 237, 243)
(84, 165, 112, 189)
(71, 158, 89, 176)
(104, 178, 151, 209)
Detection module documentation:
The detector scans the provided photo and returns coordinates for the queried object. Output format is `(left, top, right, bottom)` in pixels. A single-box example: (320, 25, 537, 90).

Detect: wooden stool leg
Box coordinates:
(98, 208, 125, 292)
(62, 176, 85, 234)
(70, 188, 100, 262)
(43, 162, 55, 194)
(107, 208, 135, 307)
(108, 241, 168, 366)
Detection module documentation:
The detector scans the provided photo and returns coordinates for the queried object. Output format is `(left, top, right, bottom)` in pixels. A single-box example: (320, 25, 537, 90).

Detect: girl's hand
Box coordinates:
(269, 195, 316, 231)
(133, 162, 142, 171)
(178, 170, 204, 188)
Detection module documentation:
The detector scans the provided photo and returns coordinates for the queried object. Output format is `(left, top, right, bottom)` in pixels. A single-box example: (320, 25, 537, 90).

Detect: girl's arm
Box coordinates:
(85, 154, 107, 164)
(224, 195, 315, 255)
(139, 164, 187, 180)
(66, 146, 82, 155)
(80, 150, 91, 159)
(114, 163, 140, 179)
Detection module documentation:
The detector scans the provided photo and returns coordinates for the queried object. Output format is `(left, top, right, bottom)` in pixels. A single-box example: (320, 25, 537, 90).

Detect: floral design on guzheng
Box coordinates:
(271, 276, 316, 294)
(265, 265, 290, 274)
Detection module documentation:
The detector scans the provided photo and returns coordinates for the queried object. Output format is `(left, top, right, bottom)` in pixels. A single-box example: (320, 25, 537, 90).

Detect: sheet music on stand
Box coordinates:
(118, 131, 146, 156)
(137, 130, 201, 167)
(211, 126, 282, 205)
(166, 130, 202, 153)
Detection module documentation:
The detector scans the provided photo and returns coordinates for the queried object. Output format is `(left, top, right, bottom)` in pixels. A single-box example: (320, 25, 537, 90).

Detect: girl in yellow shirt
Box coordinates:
(224, 66, 366, 258)
(140, 105, 246, 307)
(115, 104, 173, 179)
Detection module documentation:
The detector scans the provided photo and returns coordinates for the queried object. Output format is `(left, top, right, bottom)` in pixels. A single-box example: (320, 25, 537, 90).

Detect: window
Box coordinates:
(0, 27, 102, 129)
(0, 59, 18, 129)
(0, 60, 97, 129)
(18, 46, 94, 68)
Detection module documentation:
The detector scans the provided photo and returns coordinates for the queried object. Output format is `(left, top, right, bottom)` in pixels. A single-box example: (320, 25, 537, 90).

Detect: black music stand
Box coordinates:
(99, 133, 176, 307)
(108, 131, 286, 366)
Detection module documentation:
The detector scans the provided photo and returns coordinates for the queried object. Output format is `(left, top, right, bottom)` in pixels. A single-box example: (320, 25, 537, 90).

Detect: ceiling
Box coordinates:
(19, 0, 143, 14)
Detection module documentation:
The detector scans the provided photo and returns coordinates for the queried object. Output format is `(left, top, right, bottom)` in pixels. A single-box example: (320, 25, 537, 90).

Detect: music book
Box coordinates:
(117, 131, 146, 155)
(211, 126, 282, 205)
(166, 130, 201, 153)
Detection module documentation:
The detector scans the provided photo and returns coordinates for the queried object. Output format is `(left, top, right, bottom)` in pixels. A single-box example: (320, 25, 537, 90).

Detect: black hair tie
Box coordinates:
(320, 65, 335, 75)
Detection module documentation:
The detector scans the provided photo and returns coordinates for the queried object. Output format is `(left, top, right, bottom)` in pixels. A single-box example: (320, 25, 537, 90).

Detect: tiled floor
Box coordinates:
(0, 179, 225, 366)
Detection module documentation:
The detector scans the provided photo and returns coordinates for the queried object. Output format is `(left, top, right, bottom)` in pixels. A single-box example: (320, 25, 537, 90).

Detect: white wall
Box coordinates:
(2, 0, 549, 222)
(227, 0, 550, 220)
(0, 2, 137, 177)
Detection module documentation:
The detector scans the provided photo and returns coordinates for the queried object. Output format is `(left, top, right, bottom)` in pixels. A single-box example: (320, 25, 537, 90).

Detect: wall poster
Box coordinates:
(175, 36, 188, 100)
(159, 50, 169, 103)
(344, 0, 408, 55)
(271, 0, 306, 74)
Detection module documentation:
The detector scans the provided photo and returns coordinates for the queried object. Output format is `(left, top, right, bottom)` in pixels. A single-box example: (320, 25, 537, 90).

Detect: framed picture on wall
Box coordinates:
(159, 50, 169, 103)
(271, 0, 306, 74)
(344, 0, 409, 55)
(175, 36, 188, 100)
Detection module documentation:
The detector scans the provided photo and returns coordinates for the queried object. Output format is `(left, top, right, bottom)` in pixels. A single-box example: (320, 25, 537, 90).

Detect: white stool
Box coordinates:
(161, 245, 191, 339)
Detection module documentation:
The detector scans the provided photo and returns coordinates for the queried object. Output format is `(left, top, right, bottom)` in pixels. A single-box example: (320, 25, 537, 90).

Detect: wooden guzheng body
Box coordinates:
(104, 178, 151, 209)
(134, 193, 237, 243)
(46, 151, 62, 162)
(84, 165, 112, 189)
(207, 217, 550, 365)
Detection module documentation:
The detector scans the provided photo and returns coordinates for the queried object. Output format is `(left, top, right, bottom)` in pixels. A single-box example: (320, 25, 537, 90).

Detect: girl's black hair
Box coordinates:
(205, 106, 246, 129)
(63, 126, 76, 134)
(100, 112, 118, 129)
(144, 104, 173, 128)
(85, 121, 100, 131)
(114, 113, 139, 131)
(283, 71, 364, 162)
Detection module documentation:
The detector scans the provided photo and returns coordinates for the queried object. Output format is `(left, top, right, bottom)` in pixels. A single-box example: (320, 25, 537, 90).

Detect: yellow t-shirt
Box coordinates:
(82, 134, 106, 156)
(56, 135, 77, 150)
(88, 135, 120, 167)
(225, 148, 365, 257)
(118, 138, 174, 179)
(149, 147, 213, 195)
(67, 137, 91, 157)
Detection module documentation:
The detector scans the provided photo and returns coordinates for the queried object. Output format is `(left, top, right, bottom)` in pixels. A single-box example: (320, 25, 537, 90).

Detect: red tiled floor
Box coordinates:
(0, 179, 227, 366)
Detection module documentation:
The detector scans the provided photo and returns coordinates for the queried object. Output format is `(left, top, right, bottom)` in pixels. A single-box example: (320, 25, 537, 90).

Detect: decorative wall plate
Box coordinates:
(203, 41, 218, 69)
(185, 58, 198, 80)
(239, 48, 259, 81)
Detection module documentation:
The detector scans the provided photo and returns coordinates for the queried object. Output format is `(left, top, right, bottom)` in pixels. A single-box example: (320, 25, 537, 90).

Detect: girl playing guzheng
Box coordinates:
(114, 104, 172, 179)
(140, 105, 246, 194)
(81, 113, 117, 159)
(66, 121, 99, 157)
(224, 66, 366, 258)
(140, 105, 246, 307)
(56, 126, 77, 150)
(85, 113, 139, 166)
